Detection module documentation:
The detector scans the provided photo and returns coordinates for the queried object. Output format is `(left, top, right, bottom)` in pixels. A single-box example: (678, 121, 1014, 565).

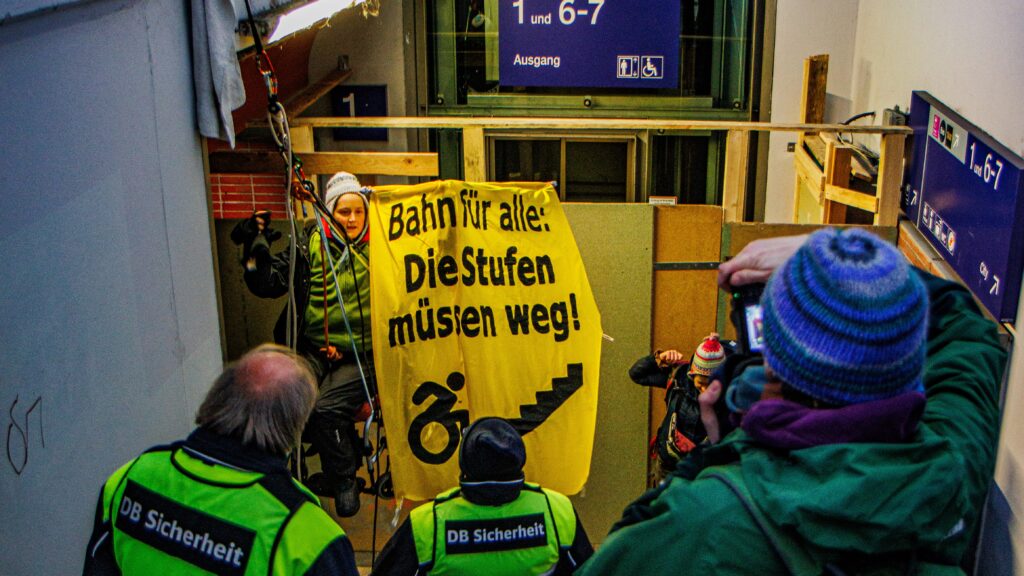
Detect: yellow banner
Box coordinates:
(369, 181, 602, 501)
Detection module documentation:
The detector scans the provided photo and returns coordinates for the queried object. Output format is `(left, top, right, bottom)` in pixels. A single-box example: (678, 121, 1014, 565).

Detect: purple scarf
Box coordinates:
(740, 392, 926, 450)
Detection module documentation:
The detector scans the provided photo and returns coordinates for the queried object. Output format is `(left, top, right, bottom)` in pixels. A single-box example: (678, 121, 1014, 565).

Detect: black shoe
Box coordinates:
(334, 477, 361, 517)
(303, 473, 330, 497)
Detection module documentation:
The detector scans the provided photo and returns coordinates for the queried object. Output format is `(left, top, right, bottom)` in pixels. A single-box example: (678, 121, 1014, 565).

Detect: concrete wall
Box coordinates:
(0, 1, 222, 573)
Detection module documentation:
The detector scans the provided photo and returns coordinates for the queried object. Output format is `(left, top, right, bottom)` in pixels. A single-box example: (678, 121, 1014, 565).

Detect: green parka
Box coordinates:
(579, 273, 1006, 575)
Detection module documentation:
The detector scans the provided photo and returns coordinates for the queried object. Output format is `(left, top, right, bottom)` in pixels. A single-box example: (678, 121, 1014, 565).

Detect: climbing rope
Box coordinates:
(240, 2, 390, 550)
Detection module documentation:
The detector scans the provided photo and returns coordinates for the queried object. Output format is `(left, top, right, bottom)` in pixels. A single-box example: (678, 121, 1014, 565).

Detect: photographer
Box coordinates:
(579, 228, 1006, 575)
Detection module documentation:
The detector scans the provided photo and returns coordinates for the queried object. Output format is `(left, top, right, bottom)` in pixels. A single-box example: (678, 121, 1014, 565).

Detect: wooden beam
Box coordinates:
(822, 142, 851, 223)
(284, 69, 353, 118)
(874, 133, 906, 226)
(288, 116, 912, 135)
(209, 151, 440, 177)
(462, 126, 486, 181)
(722, 130, 751, 222)
(794, 54, 828, 222)
(824, 184, 878, 213)
(290, 125, 316, 215)
(800, 55, 829, 124)
(794, 145, 825, 191)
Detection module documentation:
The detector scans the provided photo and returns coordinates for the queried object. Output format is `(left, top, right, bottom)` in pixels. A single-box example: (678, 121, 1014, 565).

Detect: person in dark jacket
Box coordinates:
(233, 171, 373, 517)
(83, 344, 359, 576)
(580, 228, 1007, 575)
(629, 333, 727, 481)
(371, 417, 594, 575)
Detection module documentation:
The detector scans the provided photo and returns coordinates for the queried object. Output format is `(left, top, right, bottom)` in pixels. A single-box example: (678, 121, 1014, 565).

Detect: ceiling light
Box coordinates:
(267, 0, 365, 44)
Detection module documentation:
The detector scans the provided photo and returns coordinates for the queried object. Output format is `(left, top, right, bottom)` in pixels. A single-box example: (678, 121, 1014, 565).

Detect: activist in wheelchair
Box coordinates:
(232, 171, 376, 517)
(371, 417, 594, 575)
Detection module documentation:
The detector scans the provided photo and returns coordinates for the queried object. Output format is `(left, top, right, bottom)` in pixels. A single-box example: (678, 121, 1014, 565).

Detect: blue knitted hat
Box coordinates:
(761, 228, 928, 405)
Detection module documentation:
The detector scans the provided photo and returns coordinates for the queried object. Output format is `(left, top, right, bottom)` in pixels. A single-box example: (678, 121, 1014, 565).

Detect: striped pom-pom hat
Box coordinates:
(688, 333, 726, 378)
(761, 228, 928, 405)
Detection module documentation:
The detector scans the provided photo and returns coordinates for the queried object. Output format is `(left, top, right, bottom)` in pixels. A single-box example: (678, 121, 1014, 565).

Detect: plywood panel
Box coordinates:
(654, 205, 723, 262)
(650, 206, 724, 481)
(874, 133, 906, 226)
(563, 203, 652, 546)
(650, 269, 721, 450)
(652, 270, 721, 365)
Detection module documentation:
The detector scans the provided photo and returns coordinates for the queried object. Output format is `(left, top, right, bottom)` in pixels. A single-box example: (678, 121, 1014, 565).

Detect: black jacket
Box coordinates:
(242, 222, 314, 352)
(628, 356, 705, 466)
(371, 481, 593, 575)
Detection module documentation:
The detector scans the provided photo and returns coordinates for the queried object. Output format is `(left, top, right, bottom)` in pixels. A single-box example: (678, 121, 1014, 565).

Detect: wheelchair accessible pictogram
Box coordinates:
(640, 56, 664, 79)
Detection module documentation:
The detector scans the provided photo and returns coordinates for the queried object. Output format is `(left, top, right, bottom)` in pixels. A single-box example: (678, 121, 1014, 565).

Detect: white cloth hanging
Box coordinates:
(190, 0, 246, 147)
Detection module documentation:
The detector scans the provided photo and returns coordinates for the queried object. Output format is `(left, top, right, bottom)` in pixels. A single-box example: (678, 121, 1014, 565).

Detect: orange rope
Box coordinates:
(319, 230, 341, 361)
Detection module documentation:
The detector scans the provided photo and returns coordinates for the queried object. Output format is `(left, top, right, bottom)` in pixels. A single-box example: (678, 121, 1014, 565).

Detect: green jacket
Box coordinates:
(83, 428, 358, 576)
(244, 220, 370, 368)
(305, 226, 371, 353)
(579, 273, 1006, 575)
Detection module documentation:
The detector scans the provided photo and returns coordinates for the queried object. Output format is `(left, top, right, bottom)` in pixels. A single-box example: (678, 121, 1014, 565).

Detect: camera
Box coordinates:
(709, 283, 768, 429)
(729, 283, 765, 355)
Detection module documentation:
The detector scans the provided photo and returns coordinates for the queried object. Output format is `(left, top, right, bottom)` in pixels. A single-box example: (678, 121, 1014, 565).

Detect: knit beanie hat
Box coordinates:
(459, 417, 526, 482)
(324, 171, 361, 212)
(688, 333, 727, 378)
(761, 228, 928, 406)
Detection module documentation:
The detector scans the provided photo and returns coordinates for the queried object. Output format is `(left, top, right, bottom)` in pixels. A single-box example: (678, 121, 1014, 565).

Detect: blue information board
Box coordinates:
(902, 91, 1024, 322)
(331, 85, 388, 142)
(499, 0, 680, 89)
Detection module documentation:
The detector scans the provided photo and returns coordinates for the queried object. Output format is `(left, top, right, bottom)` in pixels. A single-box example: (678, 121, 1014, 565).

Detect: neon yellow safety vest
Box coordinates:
(101, 444, 347, 575)
(410, 483, 577, 575)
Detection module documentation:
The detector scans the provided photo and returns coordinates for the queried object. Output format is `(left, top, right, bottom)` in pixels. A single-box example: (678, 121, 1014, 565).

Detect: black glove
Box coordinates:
(264, 228, 282, 243)
(230, 212, 266, 246)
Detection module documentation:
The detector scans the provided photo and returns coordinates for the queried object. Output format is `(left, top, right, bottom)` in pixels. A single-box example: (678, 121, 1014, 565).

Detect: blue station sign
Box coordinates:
(499, 0, 680, 89)
(903, 91, 1024, 323)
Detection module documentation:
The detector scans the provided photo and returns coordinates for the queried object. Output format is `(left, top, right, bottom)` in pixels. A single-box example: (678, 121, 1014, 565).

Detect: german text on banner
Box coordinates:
(369, 181, 602, 501)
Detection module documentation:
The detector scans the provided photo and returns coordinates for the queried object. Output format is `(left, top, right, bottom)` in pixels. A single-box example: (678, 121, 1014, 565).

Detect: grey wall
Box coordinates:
(763, 0, 860, 222)
(563, 204, 652, 544)
(0, 1, 223, 573)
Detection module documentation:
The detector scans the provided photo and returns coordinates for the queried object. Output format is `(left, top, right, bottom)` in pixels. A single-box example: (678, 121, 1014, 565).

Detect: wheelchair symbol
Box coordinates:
(407, 372, 470, 464)
(640, 56, 663, 79)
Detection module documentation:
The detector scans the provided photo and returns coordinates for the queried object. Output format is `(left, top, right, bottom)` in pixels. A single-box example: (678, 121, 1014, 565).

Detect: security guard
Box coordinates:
(83, 344, 359, 576)
(372, 417, 593, 575)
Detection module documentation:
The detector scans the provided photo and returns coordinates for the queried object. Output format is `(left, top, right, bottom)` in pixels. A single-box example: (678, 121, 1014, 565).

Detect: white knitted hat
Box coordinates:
(324, 172, 361, 212)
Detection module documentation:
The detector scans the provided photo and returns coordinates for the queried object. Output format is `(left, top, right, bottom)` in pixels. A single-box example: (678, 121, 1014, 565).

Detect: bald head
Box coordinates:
(196, 344, 317, 456)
